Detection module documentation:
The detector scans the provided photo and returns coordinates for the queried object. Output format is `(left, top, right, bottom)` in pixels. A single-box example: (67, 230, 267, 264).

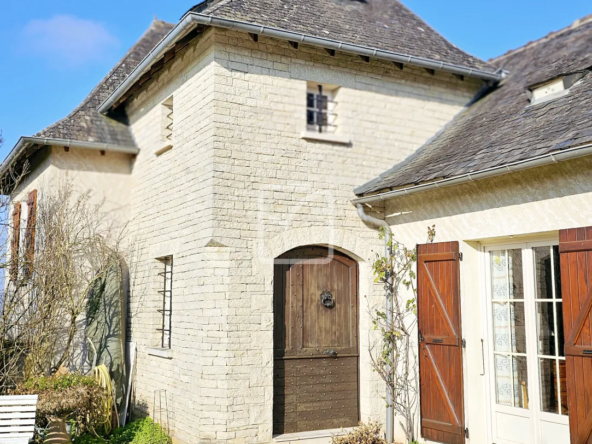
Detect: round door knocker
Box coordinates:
(320, 290, 335, 308)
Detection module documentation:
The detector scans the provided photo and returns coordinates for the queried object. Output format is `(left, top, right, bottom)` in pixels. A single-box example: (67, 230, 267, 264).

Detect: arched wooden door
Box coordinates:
(273, 246, 359, 434)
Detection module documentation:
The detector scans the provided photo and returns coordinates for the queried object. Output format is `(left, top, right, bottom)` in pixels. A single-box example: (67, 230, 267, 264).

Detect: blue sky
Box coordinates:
(1, 0, 590, 158)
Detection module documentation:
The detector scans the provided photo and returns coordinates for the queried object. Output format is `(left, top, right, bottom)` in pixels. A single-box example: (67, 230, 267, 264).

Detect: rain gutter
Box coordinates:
(352, 141, 592, 205)
(98, 12, 503, 114)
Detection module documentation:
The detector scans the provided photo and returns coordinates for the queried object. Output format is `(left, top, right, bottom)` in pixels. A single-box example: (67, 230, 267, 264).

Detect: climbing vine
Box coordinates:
(367, 225, 435, 443)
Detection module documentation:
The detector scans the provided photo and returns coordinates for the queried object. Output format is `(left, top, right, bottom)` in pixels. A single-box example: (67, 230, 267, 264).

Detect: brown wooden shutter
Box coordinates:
(24, 190, 37, 277)
(559, 227, 592, 444)
(417, 241, 464, 444)
(10, 202, 21, 281)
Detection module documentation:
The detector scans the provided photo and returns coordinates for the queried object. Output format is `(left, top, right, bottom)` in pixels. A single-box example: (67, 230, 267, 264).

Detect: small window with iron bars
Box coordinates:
(307, 84, 337, 133)
(156, 256, 173, 349)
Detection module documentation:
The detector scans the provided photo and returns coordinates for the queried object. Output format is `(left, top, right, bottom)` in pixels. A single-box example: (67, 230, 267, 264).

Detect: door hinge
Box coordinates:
(459, 252, 463, 261)
(462, 338, 466, 348)
(465, 427, 469, 438)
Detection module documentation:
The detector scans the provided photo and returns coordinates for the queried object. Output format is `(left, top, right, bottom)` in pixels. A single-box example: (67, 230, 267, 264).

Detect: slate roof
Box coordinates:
(190, 0, 496, 75)
(34, 19, 174, 147)
(355, 15, 592, 196)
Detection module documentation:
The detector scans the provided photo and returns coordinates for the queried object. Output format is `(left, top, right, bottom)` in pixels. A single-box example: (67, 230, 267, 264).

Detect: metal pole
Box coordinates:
(385, 232, 394, 444)
(356, 204, 394, 442)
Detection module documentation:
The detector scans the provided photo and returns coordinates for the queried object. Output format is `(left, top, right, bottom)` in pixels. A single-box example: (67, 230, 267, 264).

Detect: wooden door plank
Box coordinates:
(559, 227, 592, 444)
(418, 241, 464, 444)
(273, 247, 359, 434)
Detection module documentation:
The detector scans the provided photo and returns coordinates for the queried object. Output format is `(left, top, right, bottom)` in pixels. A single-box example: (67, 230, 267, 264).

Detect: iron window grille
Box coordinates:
(156, 256, 173, 349)
(307, 85, 336, 133)
(163, 103, 173, 142)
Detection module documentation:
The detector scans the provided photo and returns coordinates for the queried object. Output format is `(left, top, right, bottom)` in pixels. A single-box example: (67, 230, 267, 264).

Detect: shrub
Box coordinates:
(13, 373, 108, 435)
(111, 418, 171, 444)
(331, 421, 387, 444)
(21, 373, 97, 392)
(72, 434, 106, 444)
(74, 418, 171, 444)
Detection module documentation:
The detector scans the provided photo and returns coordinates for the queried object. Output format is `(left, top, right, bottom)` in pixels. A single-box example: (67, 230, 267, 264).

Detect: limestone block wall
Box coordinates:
(125, 28, 220, 444)
(125, 25, 482, 444)
(8, 145, 133, 372)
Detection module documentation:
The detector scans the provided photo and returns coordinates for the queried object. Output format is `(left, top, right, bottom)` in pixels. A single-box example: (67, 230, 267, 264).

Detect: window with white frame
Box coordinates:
(306, 83, 338, 133)
(156, 256, 173, 349)
(487, 244, 567, 415)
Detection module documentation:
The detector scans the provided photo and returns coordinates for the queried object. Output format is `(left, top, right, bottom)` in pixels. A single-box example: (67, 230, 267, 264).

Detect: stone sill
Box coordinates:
(146, 347, 173, 359)
(273, 427, 353, 442)
(155, 143, 173, 156)
(300, 131, 351, 145)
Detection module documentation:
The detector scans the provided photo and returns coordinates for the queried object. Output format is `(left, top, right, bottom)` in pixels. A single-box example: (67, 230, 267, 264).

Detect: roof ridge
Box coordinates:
(396, 0, 496, 71)
(492, 13, 592, 63)
(35, 19, 174, 138)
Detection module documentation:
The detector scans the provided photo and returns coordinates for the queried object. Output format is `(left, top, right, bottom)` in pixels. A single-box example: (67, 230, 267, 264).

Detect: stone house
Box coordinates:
(354, 13, 592, 444)
(11, 0, 589, 443)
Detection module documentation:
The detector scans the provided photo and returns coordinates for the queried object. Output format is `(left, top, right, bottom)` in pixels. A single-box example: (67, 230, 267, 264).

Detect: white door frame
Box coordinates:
(479, 237, 569, 444)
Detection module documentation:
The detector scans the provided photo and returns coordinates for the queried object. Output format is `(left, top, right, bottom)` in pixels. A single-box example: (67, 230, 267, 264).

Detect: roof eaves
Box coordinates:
(0, 137, 139, 193)
(352, 140, 592, 205)
(98, 12, 504, 114)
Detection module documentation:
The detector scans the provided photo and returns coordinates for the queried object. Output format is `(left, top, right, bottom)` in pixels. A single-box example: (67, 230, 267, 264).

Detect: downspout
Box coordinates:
(356, 204, 394, 443)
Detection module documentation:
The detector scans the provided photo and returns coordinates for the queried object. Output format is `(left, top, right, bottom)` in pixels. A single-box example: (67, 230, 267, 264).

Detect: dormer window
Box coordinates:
(528, 71, 588, 105)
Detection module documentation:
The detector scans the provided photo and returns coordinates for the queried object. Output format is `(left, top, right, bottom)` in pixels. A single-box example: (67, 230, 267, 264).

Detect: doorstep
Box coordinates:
(273, 428, 353, 444)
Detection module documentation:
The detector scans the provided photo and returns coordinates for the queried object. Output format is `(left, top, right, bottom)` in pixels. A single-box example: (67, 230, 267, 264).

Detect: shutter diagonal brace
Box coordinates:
(564, 288, 592, 352)
(576, 414, 592, 444)
(422, 259, 458, 344)
(422, 344, 461, 428)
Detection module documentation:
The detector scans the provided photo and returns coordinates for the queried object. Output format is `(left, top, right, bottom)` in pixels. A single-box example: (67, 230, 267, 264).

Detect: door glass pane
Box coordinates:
(536, 301, 556, 356)
(534, 246, 553, 299)
(539, 358, 559, 413)
(514, 356, 529, 409)
(495, 354, 514, 406)
(511, 302, 527, 354)
(553, 245, 562, 298)
(557, 302, 565, 357)
(491, 249, 524, 299)
(559, 360, 568, 416)
(493, 302, 510, 352)
(509, 249, 524, 299)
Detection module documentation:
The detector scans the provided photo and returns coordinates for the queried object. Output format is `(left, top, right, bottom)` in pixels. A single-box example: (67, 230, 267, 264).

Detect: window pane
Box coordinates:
(491, 249, 523, 300)
(307, 93, 315, 108)
(559, 360, 568, 416)
(557, 302, 565, 357)
(537, 301, 556, 356)
(511, 302, 527, 354)
(514, 355, 529, 409)
(495, 354, 514, 406)
(553, 245, 562, 299)
(319, 94, 328, 111)
(493, 302, 510, 352)
(509, 249, 524, 299)
(494, 354, 529, 409)
(534, 246, 553, 299)
(317, 112, 327, 126)
(307, 110, 315, 125)
(539, 358, 559, 414)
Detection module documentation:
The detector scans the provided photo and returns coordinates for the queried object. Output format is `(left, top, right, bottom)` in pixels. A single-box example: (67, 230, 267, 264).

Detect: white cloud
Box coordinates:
(21, 15, 119, 66)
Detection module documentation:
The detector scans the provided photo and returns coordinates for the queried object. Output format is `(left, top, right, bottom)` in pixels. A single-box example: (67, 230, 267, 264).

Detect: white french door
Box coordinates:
(484, 242, 569, 444)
